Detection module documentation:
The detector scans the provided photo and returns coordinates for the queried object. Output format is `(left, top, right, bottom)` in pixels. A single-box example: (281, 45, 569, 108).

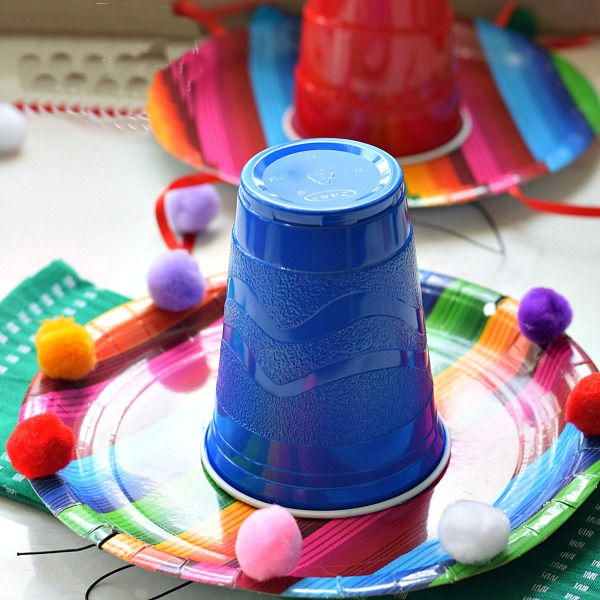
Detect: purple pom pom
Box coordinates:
(165, 184, 221, 234)
(147, 250, 206, 312)
(517, 287, 572, 346)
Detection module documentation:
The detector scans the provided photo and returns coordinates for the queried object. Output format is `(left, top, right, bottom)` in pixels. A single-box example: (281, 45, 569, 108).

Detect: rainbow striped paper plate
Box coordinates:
(147, 7, 600, 208)
(20, 272, 600, 596)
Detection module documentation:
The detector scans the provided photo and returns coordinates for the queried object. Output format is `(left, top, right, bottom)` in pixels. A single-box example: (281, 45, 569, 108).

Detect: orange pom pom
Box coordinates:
(35, 317, 96, 380)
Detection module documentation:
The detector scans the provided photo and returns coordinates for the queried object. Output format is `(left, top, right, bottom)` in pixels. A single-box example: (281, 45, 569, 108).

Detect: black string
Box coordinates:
(17, 543, 96, 556)
(16, 530, 193, 598)
(412, 200, 506, 256)
(146, 581, 193, 600)
(471, 200, 507, 256)
(17, 527, 120, 556)
(97, 529, 120, 549)
(85, 564, 134, 600)
(84, 563, 193, 599)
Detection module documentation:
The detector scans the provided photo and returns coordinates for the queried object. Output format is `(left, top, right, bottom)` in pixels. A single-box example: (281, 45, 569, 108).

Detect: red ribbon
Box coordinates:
(508, 186, 600, 217)
(172, 0, 262, 37)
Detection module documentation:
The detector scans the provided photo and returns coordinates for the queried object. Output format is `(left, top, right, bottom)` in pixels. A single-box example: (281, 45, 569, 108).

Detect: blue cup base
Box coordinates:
(201, 422, 451, 519)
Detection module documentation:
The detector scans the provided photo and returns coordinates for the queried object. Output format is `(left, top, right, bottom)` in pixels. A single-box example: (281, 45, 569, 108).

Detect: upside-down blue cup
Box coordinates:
(202, 138, 450, 517)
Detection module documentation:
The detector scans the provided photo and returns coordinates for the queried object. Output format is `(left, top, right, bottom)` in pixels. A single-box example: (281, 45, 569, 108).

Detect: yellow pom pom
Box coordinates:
(35, 317, 96, 380)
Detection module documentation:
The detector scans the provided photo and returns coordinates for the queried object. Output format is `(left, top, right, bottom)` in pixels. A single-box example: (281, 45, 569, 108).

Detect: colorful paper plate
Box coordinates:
(147, 7, 600, 209)
(20, 272, 600, 596)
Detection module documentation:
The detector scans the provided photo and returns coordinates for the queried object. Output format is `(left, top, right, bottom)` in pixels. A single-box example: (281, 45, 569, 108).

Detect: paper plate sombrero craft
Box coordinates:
(148, 0, 600, 208)
(18, 138, 600, 596)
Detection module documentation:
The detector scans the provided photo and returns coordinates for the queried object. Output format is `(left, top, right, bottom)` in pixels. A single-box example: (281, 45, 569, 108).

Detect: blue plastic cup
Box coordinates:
(202, 138, 449, 517)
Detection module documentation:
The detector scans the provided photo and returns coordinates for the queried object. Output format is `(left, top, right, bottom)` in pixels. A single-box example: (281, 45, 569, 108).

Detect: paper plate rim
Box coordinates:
(20, 272, 600, 596)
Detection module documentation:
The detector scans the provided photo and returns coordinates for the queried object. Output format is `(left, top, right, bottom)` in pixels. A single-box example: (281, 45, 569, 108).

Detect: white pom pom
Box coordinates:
(0, 103, 26, 155)
(438, 500, 510, 564)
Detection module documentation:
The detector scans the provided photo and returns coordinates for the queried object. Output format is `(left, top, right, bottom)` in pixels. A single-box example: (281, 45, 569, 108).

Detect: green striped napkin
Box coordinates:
(0, 260, 129, 511)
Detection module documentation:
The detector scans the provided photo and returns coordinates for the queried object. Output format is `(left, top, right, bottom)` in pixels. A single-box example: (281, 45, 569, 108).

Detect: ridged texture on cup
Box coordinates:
(217, 231, 430, 446)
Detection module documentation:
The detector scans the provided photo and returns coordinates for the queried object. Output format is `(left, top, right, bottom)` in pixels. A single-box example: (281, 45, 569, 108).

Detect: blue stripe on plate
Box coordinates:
(419, 270, 454, 318)
(248, 6, 299, 146)
(31, 475, 80, 514)
(476, 20, 594, 171)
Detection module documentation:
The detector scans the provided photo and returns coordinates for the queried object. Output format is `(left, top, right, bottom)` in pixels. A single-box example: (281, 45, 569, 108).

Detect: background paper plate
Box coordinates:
(20, 272, 600, 596)
(147, 7, 600, 208)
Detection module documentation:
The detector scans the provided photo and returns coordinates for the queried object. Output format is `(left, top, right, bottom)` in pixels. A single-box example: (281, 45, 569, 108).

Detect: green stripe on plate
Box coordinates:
(553, 53, 600, 134)
(425, 279, 503, 376)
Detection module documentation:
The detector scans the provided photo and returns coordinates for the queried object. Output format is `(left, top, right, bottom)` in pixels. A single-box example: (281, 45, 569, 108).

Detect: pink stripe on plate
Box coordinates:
(180, 560, 238, 585)
(293, 511, 384, 571)
(188, 42, 234, 172)
(19, 380, 112, 425)
(456, 20, 542, 187)
(213, 32, 267, 177)
(180, 33, 266, 178)
(460, 95, 506, 184)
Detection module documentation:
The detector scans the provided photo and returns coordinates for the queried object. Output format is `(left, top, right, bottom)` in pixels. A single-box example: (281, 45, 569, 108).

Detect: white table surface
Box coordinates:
(0, 38, 599, 600)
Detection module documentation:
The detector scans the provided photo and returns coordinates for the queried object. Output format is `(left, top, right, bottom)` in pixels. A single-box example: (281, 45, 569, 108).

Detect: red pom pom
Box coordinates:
(565, 373, 600, 436)
(6, 414, 75, 479)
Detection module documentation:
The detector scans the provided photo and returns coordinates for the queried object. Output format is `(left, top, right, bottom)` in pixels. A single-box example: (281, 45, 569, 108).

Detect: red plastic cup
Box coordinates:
(293, 0, 462, 157)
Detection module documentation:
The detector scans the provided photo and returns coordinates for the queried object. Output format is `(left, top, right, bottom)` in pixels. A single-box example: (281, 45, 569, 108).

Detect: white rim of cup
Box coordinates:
(201, 421, 451, 519)
(282, 106, 473, 166)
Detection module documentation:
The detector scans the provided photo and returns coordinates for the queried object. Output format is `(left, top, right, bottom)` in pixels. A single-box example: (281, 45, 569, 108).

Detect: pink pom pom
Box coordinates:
(235, 505, 302, 581)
